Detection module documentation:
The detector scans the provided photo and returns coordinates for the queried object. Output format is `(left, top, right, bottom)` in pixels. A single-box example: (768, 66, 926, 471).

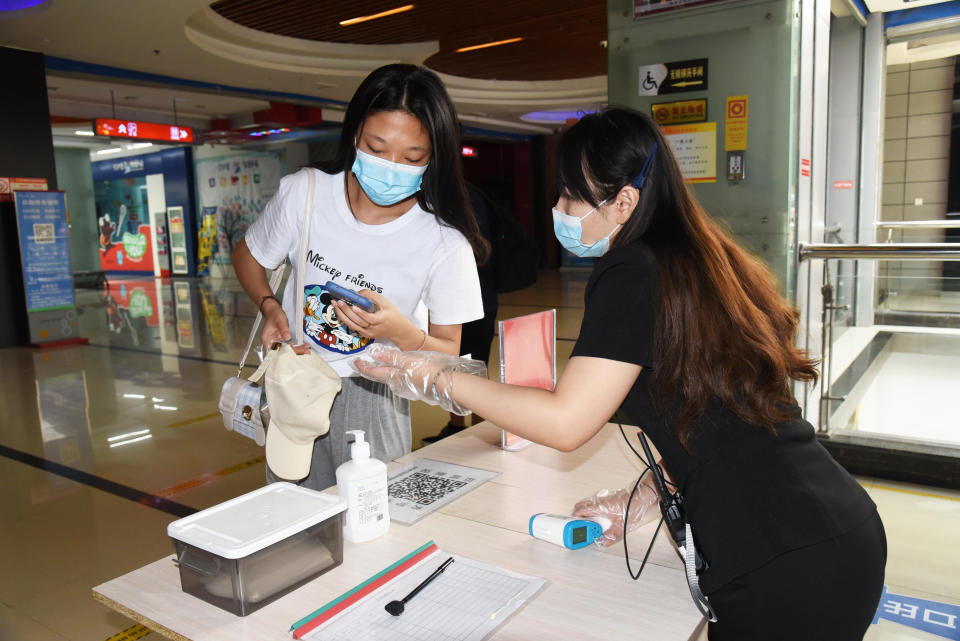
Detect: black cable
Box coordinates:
(618, 424, 669, 580)
(618, 423, 676, 489)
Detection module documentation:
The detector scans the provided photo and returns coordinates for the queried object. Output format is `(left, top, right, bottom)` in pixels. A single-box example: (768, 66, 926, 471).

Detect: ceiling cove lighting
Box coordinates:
(0, 0, 47, 10)
(455, 37, 523, 54)
(340, 4, 414, 26)
(248, 128, 290, 138)
(520, 109, 597, 124)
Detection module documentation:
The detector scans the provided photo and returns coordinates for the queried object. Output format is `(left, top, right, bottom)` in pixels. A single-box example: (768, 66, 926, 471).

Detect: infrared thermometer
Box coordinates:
(528, 513, 608, 550)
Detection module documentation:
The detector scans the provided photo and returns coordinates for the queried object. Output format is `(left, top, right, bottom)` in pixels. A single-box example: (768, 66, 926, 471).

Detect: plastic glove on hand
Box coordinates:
(572, 485, 660, 547)
(353, 345, 486, 415)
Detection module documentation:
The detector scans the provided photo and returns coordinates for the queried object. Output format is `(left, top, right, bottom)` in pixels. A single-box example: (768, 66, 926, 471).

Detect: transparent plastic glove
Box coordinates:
(353, 345, 487, 415)
(571, 484, 660, 547)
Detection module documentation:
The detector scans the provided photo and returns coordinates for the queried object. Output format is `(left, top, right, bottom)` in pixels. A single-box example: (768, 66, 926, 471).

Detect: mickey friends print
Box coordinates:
(303, 284, 372, 354)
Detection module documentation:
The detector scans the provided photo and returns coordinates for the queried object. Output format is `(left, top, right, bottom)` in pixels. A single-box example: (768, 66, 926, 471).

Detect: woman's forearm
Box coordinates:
(449, 374, 589, 451)
(232, 239, 273, 309)
(443, 356, 643, 452)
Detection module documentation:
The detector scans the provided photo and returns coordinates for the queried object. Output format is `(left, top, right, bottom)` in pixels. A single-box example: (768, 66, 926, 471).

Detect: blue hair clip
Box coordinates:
(631, 143, 658, 190)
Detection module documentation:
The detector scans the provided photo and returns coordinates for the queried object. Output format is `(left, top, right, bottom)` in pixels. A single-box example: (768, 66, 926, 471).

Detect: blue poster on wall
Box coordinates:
(13, 191, 75, 312)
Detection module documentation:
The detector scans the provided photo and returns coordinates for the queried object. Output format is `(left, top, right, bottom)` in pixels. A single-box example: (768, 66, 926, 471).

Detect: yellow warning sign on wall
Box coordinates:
(725, 95, 748, 151)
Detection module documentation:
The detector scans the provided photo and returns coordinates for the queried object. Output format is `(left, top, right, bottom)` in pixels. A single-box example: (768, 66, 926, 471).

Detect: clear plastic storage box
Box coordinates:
(167, 482, 347, 616)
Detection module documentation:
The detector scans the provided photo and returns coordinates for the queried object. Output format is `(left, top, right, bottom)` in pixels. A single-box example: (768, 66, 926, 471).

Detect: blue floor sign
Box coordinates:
(873, 586, 960, 640)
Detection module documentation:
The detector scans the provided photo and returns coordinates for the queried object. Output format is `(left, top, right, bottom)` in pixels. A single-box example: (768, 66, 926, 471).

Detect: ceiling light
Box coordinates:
(75, 130, 95, 136)
(456, 37, 523, 54)
(96, 148, 122, 155)
(122, 393, 146, 399)
(340, 4, 413, 26)
(126, 142, 153, 150)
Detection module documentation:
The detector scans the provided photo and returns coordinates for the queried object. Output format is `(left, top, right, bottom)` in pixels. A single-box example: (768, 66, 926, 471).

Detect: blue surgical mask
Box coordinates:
(351, 148, 428, 206)
(552, 199, 620, 258)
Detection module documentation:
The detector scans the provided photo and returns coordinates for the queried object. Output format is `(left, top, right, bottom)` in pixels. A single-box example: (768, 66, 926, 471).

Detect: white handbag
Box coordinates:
(218, 169, 337, 445)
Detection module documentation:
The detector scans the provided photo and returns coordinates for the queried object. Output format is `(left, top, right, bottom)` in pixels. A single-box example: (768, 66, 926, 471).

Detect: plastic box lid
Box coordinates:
(167, 483, 347, 559)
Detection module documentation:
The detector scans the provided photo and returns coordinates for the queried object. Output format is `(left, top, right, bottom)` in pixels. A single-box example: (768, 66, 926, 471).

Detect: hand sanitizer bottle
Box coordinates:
(336, 430, 389, 543)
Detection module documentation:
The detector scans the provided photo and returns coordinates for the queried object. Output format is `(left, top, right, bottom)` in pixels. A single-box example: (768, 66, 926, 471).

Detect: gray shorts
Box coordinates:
(265, 376, 411, 491)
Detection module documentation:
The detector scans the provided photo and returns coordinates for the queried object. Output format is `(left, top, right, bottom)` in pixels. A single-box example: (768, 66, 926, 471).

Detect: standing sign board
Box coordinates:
(13, 191, 81, 344)
(167, 207, 189, 275)
(13, 191, 74, 312)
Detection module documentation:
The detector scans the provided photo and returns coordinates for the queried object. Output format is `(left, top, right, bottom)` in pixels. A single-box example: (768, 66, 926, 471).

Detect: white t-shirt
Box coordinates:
(245, 168, 483, 376)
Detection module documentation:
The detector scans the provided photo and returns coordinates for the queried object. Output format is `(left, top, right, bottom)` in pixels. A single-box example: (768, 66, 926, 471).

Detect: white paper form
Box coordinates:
(299, 549, 545, 641)
(388, 459, 499, 526)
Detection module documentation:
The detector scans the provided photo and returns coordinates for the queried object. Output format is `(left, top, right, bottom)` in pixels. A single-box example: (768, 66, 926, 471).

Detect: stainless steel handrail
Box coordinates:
(875, 221, 960, 229)
(799, 243, 960, 261)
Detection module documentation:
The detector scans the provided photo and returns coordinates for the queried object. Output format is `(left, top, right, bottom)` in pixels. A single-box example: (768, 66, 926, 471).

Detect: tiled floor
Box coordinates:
(0, 270, 957, 641)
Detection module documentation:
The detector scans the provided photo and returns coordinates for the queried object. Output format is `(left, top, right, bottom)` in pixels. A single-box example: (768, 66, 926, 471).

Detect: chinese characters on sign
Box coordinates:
(634, 0, 725, 17)
(638, 59, 708, 96)
(872, 586, 959, 640)
(724, 96, 749, 151)
(652, 99, 707, 125)
(662, 122, 717, 183)
(95, 118, 194, 143)
(12, 191, 75, 312)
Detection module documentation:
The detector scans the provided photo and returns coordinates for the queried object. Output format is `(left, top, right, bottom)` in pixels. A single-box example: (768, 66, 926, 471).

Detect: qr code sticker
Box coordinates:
(33, 223, 55, 244)
(388, 471, 467, 506)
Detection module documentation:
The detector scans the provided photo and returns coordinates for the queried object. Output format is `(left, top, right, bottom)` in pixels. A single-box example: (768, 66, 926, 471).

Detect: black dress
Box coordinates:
(571, 243, 885, 640)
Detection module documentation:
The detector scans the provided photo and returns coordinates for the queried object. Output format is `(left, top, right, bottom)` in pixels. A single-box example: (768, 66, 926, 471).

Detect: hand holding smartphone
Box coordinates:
(324, 281, 377, 313)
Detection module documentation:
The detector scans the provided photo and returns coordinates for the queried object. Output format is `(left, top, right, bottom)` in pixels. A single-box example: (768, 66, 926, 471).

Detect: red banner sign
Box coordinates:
(95, 118, 194, 143)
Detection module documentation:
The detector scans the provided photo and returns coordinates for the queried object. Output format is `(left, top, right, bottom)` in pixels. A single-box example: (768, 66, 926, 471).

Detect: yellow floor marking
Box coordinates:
(168, 412, 221, 429)
(151, 456, 265, 499)
(103, 623, 151, 641)
(871, 483, 960, 502)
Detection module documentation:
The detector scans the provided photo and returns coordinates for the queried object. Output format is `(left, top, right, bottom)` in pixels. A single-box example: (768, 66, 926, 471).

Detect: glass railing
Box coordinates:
(799, 241, 960, 454)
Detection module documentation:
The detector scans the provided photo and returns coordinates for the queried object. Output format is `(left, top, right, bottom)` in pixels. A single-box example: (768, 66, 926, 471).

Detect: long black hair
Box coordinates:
(557, 107, 818, 446)
(318, 64, 489, 263)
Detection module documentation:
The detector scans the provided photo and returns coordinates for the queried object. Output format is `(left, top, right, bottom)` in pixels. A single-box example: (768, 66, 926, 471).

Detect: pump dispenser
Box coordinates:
(335, 430, 389, 542)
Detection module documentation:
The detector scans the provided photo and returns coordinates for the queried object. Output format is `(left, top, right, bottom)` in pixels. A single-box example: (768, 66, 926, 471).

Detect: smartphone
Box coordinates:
(324, 281, 377, 313)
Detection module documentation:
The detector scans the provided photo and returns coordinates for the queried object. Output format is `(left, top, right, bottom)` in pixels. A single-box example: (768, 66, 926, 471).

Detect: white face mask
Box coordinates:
(552, 199, 620, 258)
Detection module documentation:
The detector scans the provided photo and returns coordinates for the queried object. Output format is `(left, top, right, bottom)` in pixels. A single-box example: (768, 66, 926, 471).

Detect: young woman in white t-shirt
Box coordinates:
(232, 64, 489, 490)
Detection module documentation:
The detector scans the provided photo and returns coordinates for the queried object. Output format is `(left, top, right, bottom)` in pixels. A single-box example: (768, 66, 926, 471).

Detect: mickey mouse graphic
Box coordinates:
(303, 286, 371, 353)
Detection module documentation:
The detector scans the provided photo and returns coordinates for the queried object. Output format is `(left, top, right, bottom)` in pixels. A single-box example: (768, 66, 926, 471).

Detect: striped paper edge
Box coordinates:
(290, 540, 439, 639)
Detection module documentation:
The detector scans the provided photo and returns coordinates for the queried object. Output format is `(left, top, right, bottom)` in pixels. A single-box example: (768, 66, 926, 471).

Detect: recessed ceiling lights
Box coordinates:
(75, 130, 95, 136)
(455, 37, 523, 54)
(340, 4, 413, 26)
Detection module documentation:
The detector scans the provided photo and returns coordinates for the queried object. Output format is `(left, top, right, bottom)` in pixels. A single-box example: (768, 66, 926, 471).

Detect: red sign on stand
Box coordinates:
(95, 118, 194, 143)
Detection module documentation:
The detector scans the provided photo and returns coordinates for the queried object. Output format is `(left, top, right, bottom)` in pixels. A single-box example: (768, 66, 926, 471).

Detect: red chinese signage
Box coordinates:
(95, 118, 194, 143)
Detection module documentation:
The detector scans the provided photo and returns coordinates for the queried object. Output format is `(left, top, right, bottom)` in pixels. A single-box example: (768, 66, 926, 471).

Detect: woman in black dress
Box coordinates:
(358, 107, 885, 640)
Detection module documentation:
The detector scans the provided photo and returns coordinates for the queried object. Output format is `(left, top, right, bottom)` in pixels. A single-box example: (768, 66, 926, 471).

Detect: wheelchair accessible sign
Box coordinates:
(639, 58, 708, 96)
(873, 586, 960, 639)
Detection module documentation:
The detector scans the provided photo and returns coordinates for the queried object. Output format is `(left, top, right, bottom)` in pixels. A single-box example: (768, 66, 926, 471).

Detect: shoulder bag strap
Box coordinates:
(236, 168, 316, 375)
(294, 168, 316, 345)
